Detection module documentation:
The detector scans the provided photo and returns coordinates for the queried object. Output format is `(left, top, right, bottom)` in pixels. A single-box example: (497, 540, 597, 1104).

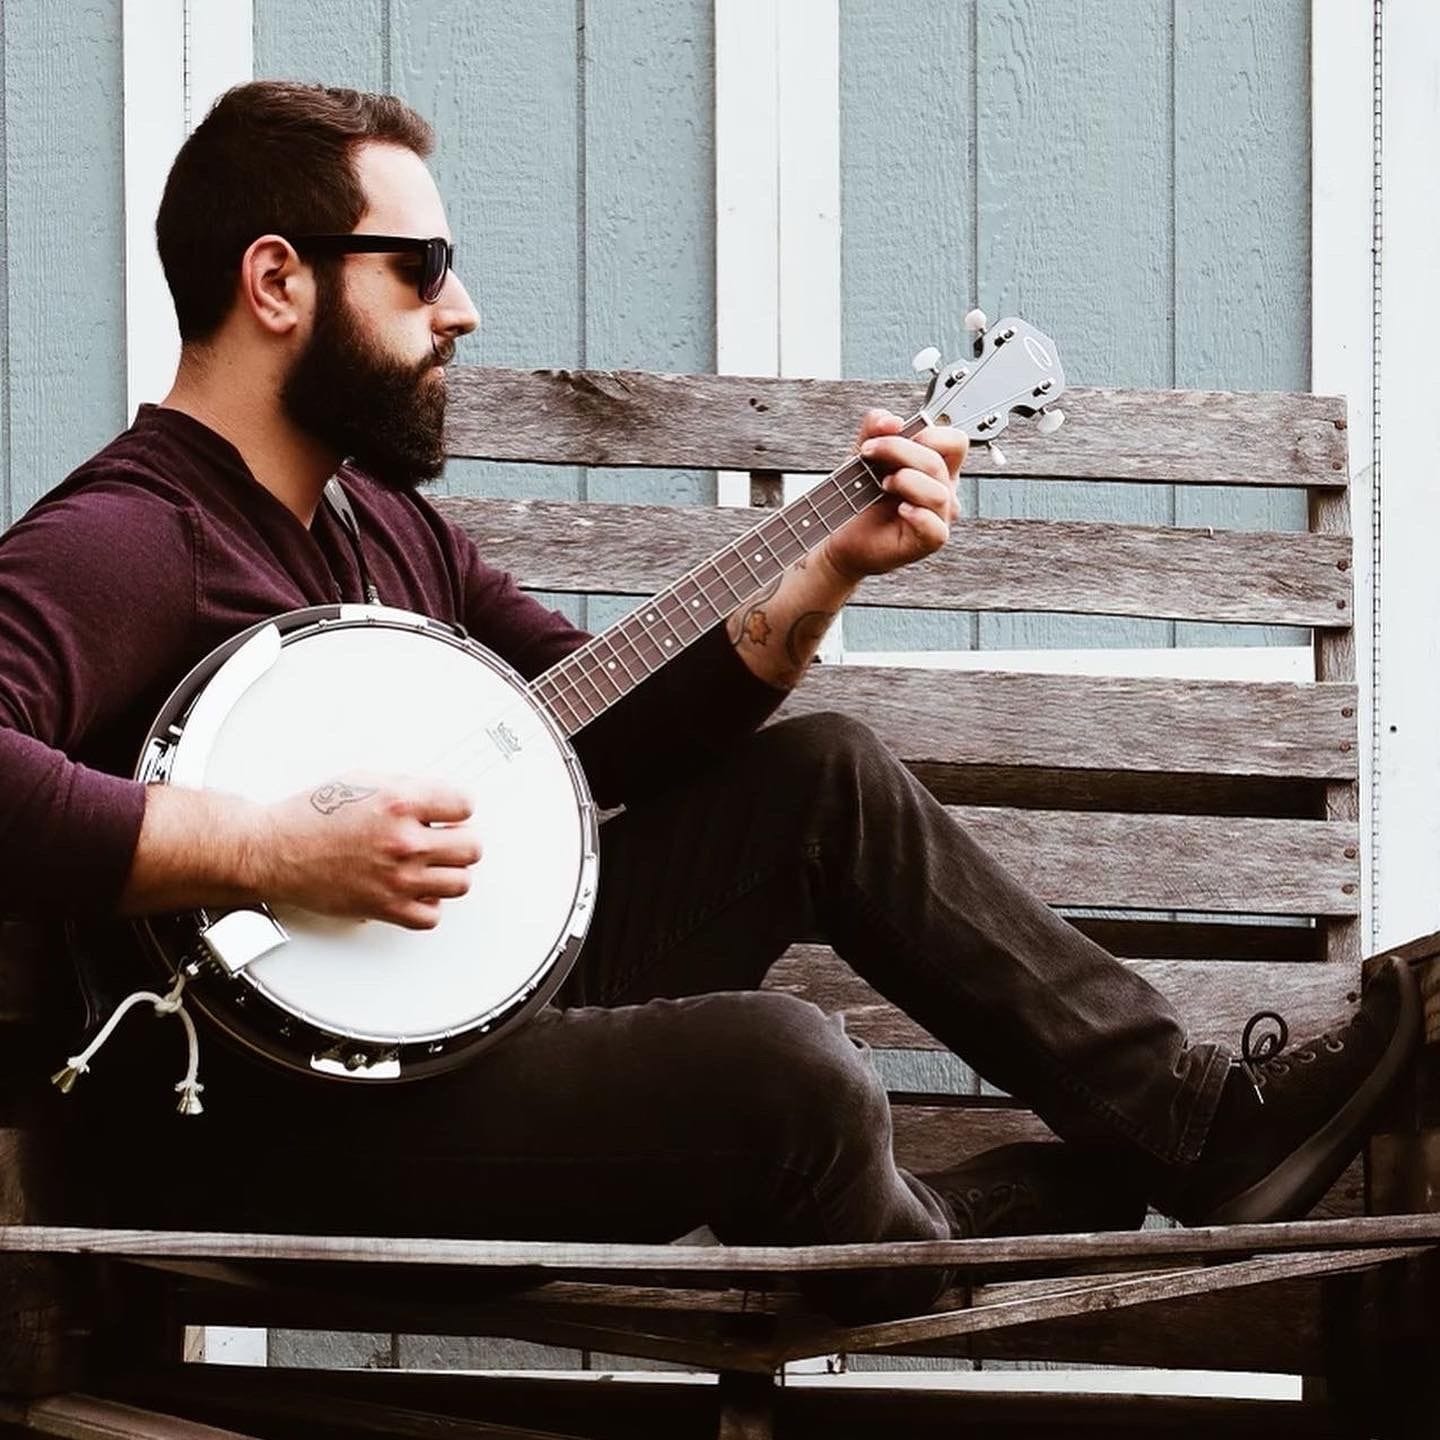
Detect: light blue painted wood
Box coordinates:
(253, 0, 387, 91)
(840, 0, 979, 654)
(975, 0, 1174, 655)
(0, 0, 10, 528)
(583, 0, 715, 508)
(4, 0, 127, 520)
(1174, 0, 1309, 650)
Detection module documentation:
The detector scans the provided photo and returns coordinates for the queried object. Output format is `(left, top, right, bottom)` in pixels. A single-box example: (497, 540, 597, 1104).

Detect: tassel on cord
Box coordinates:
(51, 973, 204, 1116)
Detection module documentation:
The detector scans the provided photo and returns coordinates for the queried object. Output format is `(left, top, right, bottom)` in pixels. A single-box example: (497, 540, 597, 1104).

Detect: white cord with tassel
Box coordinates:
(51, 972, 205, 1115)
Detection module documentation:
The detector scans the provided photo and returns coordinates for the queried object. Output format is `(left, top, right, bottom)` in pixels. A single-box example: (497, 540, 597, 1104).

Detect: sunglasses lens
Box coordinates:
(421, 239, 451, 302)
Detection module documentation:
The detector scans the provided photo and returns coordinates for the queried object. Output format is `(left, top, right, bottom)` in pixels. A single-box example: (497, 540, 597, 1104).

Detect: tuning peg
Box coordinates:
(1036, 407, 1065, 436)
(911, 346, 941, 376)
(963, 308, 988, 335)
(988, 442, 1007, 468)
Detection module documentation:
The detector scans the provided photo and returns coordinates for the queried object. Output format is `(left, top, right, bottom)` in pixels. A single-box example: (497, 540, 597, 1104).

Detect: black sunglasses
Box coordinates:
(289, 234, 456, 303)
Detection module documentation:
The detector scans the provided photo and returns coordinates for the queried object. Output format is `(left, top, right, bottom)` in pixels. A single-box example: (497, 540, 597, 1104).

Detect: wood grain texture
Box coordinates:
(3, 0, 127, 522)
(4, 1215, 1432, 1276)
(773, 1246, 1426, 1363)
(766, 949, 1362, 1051)
(443, 369, 1346, 484)
(437, 494, 1354, 626)
(974, 0, 1176, 654)
(253, 0, 386, 89)
(396, 0, 586, 510)
(0, 1394, 260, 1440)
(581, 0, 716, 510)
(1172, 0, 1311, 651)
(781, 666, 1357, 780)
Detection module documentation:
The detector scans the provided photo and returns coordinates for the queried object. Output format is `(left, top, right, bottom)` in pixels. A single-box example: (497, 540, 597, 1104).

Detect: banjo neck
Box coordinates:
(528, 414, 927, 739)
(528, 315, 1068, 740)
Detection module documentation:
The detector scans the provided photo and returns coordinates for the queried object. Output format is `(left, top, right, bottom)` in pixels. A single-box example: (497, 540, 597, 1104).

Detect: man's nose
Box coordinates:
(435, 268, 479, 337)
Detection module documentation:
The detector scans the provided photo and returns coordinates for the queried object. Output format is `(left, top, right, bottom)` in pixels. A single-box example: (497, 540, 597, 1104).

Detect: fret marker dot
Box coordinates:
(607, 662, 617, 670)
(854, 481, 862, 489)
(691, 600, 700, 608)
(645, 612, 654, 621)
(802, 519, 811, 527)
(754, 553, 762, 562)
(664, 639, 673, 648)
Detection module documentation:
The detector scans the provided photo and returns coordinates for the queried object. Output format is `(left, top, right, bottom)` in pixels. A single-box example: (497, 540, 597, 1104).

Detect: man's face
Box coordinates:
(281, 143, 478, 489)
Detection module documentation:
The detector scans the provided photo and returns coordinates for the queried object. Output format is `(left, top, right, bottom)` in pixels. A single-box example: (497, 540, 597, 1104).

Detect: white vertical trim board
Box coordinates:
(1372, 0, 1440, 951)
(122, 0, 254, 416)
(715, 0, 779, 509)
(1311, 0, 1381, 940)
(714, 0, 844, 657)
(123, 0, 256, 1364)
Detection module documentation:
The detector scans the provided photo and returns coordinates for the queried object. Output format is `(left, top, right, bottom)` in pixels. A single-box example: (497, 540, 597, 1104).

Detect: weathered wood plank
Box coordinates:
(887, 1108, 1365, 1222)
(949, 808, 1357, 915)
(767, 950, 1361, 1051)
(780, 668, 1357, 781)
(3, 1215, 1432, 1276)
(772, 1245, 1426, 1363)
(107, 1367, 1356, 1440)
(0, 1394, 261, 1439)
(437, 496, 1354, 628)
(444, 369, 1348, 486)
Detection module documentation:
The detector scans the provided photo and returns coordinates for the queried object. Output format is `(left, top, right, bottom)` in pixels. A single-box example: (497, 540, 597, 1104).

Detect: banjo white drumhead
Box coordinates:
(177, 622, 589, 1043)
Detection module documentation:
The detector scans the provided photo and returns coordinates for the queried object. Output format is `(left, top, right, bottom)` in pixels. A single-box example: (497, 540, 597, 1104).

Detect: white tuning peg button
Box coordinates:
(911, 346, 941, 375)
(989, 442, 1007, 468)
(963, 308, 988, 334)
(1036, 408, 1066, 436)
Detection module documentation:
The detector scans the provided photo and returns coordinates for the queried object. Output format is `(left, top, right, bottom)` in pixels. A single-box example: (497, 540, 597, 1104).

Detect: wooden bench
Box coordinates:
(2, 365, 1438, 1439)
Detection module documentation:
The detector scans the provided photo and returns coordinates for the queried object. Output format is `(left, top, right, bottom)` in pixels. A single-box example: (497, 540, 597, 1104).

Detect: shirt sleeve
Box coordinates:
(0, 486, 197, 916)
(455, 534, 789, 808)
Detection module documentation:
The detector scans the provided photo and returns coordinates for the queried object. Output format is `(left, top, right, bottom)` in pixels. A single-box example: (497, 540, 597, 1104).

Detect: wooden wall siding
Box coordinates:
(257, 0, 715, 633)
(839, 0, 1310, 654)
(1, 0, 127, 529)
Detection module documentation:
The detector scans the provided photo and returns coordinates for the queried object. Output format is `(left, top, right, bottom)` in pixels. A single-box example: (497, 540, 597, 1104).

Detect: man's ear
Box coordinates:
(237, 235, 309, 337)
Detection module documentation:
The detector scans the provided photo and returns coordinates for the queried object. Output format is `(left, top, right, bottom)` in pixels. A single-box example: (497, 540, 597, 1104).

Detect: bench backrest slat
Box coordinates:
(445, 369, 1348, 487)
(442, 498, 1352, 629)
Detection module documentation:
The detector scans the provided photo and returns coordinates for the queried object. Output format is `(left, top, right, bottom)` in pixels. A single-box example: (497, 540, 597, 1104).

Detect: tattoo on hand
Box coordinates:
(310, 781, 378, 815)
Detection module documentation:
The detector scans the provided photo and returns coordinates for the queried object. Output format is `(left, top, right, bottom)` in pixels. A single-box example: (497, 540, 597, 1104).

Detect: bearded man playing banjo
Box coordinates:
(0, 81, 1420, 1321)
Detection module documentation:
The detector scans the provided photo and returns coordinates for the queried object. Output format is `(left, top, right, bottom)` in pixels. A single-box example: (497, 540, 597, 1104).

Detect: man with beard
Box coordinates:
(0, 81, 1418, 1322)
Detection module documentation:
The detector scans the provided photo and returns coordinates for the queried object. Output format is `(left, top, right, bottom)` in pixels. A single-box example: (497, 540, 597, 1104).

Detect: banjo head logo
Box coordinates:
(488, 719, 523, 760)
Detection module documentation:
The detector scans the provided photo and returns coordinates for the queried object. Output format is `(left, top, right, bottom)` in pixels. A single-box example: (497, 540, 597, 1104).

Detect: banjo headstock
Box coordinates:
(910, 311, 1067, 461)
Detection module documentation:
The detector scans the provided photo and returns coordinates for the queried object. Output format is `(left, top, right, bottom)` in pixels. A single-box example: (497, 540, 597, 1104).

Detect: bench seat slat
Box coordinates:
(767, 950, 1361, 1051)
(781, 668, 1356, 781)
(445, 370, 1347, 486)
(438, 497, 1352, 628)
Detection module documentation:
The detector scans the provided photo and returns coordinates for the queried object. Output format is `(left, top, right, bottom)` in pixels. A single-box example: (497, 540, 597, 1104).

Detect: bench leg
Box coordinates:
(717, 1371, 778, 1440)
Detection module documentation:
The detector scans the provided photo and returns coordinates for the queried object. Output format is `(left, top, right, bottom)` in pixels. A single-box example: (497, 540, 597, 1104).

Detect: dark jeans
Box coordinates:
(89, 712, 1231, 1317)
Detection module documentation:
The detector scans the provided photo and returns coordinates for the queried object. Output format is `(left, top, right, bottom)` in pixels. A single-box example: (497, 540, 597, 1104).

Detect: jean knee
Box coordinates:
(733, 993, 893, 1170)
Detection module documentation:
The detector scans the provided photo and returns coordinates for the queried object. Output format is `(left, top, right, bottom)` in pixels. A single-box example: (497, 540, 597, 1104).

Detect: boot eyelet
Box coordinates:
(1323, 1037, 1345, 1054)
(1296, 1049, 1317, 1064)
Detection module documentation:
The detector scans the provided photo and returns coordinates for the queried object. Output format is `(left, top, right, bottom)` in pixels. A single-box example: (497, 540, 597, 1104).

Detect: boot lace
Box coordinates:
(1238, 1008, 1348, 1105)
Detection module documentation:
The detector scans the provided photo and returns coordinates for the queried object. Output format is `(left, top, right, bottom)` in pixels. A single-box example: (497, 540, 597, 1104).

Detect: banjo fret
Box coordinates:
(528, 431, 920, 737)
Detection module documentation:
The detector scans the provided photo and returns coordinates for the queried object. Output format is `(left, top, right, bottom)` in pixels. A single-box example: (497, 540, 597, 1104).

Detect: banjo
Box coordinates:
(121, 314, 1067, 1089)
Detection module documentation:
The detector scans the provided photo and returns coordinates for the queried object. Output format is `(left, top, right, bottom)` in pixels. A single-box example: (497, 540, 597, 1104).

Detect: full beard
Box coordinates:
(281, 271, 452, 491)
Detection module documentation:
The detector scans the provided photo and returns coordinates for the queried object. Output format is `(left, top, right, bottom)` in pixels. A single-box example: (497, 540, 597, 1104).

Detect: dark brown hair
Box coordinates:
(156, 81, 434, 342)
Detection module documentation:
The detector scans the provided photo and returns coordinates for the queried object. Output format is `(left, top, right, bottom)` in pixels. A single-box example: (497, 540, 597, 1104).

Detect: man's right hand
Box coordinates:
(120, 776, 482, 930)
(254, 777, 482, 930)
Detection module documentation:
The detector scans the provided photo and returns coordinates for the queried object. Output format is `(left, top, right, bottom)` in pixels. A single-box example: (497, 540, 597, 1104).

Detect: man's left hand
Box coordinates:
(818, 409, 969, 584)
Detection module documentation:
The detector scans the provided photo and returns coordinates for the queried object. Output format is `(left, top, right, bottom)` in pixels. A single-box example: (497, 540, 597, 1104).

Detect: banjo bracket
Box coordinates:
(199, 906, 290, 977)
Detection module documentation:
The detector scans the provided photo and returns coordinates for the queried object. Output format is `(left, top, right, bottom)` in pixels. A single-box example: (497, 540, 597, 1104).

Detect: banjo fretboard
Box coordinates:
(529, 415, 927, 737)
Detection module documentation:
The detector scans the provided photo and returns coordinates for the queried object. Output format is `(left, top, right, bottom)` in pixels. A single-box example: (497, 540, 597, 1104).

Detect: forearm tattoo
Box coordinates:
(726, 574, 783, 650)
(310, 781, 378, 815)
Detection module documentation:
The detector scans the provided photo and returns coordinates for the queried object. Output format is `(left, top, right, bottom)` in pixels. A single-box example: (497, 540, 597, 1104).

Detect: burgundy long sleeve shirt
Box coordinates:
(0, 404, 787, 920)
